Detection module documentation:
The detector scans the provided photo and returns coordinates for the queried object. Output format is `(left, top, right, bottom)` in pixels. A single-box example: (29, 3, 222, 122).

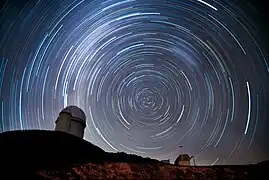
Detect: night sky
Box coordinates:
(0, 0, 269, 165)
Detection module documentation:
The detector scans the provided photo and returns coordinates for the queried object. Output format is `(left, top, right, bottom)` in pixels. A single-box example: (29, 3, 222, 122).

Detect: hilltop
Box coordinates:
(0, 130, 267, 179)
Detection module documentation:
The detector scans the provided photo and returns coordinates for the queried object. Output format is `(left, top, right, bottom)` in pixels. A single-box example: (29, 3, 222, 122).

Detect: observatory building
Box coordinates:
(55, 106, 86, 138)
(174, 154, 195, 166)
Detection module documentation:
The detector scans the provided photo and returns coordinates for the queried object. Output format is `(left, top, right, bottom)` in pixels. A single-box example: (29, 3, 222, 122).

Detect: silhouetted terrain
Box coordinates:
(0, 130, 267, 179)
(0, 130, 159, 178)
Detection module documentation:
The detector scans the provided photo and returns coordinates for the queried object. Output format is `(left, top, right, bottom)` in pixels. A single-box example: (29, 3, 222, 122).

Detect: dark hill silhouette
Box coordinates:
(0, 130, 268, 179)
(0, 130, 160, 178)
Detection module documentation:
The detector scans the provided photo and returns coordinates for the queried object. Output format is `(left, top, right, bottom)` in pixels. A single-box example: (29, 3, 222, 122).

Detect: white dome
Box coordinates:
(60, 105, 86, 122)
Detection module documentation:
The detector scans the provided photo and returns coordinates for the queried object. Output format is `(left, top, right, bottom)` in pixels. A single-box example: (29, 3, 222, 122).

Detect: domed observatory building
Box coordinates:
(55, 106, 86, 138)
(174, 154, 195, 166)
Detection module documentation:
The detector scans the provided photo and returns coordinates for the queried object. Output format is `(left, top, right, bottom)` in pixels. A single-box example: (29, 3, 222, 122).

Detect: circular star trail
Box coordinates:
(0, 0, 269, 165)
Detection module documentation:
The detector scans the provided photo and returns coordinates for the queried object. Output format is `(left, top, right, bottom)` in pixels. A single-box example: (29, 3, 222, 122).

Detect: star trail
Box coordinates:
(0, 0, 269, 165)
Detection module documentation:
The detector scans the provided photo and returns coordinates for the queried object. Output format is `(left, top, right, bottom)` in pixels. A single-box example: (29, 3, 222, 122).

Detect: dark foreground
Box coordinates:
(0, 130, 267, 179)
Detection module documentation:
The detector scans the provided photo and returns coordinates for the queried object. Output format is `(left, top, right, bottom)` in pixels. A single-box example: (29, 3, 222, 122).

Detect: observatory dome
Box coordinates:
(60, 105, 86, 122)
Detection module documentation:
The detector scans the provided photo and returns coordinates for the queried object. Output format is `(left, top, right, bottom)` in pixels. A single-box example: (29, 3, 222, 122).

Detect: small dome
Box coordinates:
(60, 105, 86, 122)
(178, 154, 191, 160)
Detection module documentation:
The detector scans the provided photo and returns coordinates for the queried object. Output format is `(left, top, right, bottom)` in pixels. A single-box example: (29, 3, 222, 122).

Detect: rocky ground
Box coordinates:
(37, 163, 247, 179)
(37, 162, 267, 180)
(0, 130, 267, 179)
